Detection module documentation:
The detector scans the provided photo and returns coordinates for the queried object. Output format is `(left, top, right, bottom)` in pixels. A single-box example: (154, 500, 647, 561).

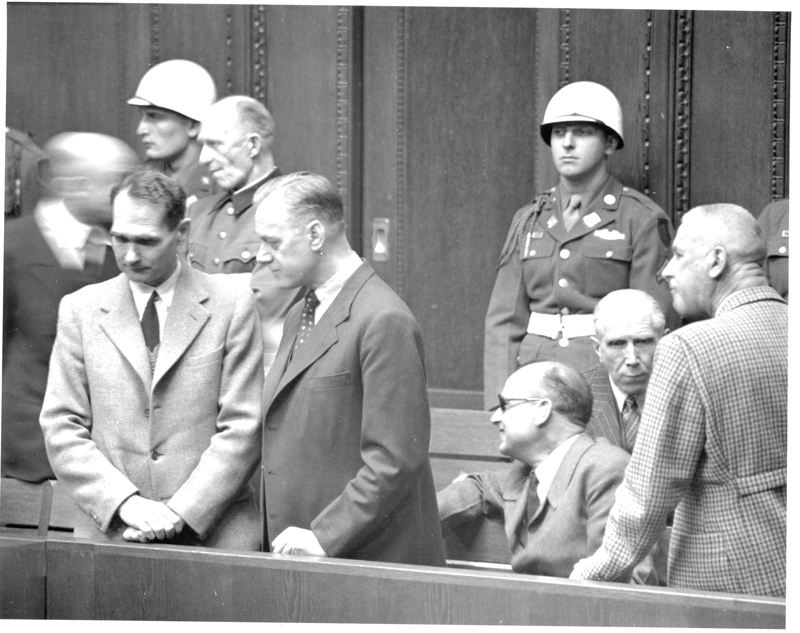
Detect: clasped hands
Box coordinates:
(271, 526, 328, 557)
(117, 494, 185, 543)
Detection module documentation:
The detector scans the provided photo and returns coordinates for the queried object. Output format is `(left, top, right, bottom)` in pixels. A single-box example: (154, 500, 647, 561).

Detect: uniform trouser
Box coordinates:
(517, 333, 597, 373)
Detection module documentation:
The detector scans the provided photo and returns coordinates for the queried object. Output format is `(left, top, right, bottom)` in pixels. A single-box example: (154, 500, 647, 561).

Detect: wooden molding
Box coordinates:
(674, 10, 693, 222)
(771, 12, 790, 201)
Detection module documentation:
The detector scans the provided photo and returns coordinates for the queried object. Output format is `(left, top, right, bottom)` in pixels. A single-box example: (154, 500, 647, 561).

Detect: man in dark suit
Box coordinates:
(188, 95, 302, 374)
(572, 204, 786, 597)
(40, 169, 264, 549)
(256, 172, 445, 566)
(438, 361, 654, 581)
(3, 133, 138, 482)
(582, 289, 666, 453)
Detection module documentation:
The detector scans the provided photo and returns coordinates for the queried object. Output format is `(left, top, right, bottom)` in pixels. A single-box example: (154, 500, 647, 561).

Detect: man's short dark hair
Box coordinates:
(539, 362, 593, 427)
(254, 171, 345, 233)
(110, 167, 186, 231)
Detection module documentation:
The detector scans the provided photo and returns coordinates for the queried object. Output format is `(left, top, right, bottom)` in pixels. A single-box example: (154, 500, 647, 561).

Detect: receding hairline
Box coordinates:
(593, 290, 665, 338)
(680, 203, 766, 264)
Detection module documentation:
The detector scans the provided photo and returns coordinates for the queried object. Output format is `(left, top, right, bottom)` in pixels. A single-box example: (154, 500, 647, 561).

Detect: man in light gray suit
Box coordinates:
(582, 289, 666, 453)
(40, 168, 264, 549)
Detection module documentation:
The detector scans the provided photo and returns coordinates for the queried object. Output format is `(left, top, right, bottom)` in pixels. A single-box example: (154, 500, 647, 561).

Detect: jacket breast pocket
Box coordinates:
(584, 239, 633, 297)
(305, 371, 351, 390)
(183, 345, 224, 368)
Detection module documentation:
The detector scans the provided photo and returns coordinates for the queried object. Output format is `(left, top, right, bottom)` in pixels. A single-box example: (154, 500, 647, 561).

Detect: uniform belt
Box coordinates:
(526, 312, 595, 341)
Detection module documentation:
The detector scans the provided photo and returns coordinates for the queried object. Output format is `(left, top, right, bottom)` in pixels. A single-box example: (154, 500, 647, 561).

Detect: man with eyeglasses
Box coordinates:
(437, 361, 655, 581)
(188, 95, 302, 373)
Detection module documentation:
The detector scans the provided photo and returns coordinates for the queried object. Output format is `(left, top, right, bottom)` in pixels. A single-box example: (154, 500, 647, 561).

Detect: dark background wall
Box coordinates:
(6, 5, 791, 407)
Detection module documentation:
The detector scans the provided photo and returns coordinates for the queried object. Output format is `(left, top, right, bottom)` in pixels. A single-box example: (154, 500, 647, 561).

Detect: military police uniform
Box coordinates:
(483, 174, 674, 409)
(149, 158, 218, 208)
(758, 198, 789, 301)
(187, 167, 280, 274)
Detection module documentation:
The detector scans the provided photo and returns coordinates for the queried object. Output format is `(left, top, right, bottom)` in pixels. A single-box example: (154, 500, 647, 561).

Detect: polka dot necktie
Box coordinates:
(622, 395, 641, 452)
(293, 290, 320, 353)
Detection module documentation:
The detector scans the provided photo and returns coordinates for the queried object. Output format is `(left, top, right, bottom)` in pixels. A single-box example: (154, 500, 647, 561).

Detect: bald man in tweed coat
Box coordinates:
(571, 204, 787, 597)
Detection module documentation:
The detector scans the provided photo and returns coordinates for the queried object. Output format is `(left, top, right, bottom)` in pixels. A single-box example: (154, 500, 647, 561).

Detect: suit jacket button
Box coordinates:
(151, 450, 160, 461)
(144, 408, 150, 417)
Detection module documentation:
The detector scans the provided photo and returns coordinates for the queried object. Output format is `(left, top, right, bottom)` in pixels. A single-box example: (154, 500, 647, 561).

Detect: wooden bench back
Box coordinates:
(0, 477, 77, 534)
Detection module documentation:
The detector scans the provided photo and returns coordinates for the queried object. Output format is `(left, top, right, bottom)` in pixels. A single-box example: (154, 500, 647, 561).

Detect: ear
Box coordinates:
(591, 335, 601, 359)
(707, 245, 727, 279)
(187, 120, 200, 140)
(531, 399, 553, 427)
(176, 217, 191, 241)
(307, 219, 325, 253)
(604, 133, 618, 156)
(247, 133, 262, 158)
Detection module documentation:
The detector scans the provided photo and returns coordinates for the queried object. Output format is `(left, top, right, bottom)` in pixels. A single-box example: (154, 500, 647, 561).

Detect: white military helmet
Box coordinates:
(127, 59, 217, 123)
(540, 81, 624, 149)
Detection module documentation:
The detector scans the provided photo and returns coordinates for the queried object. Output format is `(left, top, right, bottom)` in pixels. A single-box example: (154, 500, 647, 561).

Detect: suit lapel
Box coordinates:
(501, 464, 530, 550)
(152, 266, 210, 387)
(270, 263, 374, 401)
(98, 275, 153, 392)
(546, 433, 594, 509)
(589, 369, 623, 447)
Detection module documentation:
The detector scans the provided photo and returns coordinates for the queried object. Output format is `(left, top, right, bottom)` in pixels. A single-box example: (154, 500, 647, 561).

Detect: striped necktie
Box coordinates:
(621, 395, 641, 452)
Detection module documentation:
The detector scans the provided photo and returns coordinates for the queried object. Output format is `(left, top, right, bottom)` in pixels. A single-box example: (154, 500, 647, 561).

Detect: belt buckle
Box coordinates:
(558, 314, 570, 347)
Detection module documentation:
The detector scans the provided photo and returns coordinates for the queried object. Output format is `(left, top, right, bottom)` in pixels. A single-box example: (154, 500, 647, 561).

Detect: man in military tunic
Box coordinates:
(187, 96, 302, 373)
(484, 81, 674, 409)
(757, 198, 788, 301)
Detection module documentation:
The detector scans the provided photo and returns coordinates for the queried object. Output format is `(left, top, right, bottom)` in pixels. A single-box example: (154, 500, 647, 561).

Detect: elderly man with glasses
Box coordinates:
(437, 361, 655, 582)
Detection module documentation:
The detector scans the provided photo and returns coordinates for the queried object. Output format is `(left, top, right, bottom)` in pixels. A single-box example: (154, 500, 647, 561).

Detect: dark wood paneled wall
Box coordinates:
(5, 5, 790, 403)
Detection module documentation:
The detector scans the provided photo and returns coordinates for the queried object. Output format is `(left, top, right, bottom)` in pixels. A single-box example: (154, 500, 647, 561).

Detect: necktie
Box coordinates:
(525, 471, 540, 527)
(562, 193, 582, 232)
(293, 290, 320, 352)
(517, 471, 540, 548)
(621, 395, 641, 451)
(141, 291, 160, 352)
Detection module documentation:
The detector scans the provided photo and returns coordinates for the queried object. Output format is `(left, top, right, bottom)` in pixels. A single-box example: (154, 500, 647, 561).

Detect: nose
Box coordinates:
(256, 243, 272, 264)
(490, 408, 503, 424)
(662, 256, 675, 280)
(135, 116, 148, 137)
(199, 144, 214, 166)
(123, 246, 140, 265)
(561, 130, 575, 147)
(623, 341, 639, 365)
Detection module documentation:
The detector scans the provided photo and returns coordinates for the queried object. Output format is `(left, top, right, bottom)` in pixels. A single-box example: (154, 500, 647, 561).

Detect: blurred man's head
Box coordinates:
(593, 290, 666, 397)
(44, 132, 139, 228)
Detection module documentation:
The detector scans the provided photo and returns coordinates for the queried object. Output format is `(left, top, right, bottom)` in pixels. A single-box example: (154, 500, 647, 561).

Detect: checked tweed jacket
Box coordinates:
(573, 286, 787, 597)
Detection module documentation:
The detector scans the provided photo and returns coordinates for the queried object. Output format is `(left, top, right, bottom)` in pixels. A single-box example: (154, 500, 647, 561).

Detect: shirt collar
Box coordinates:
(557, 171, 612, 212)
(36, 198, 94, 251)
(214, 167, 279, 217)
(534, 433, 581, 505)
(128, 258, 182, 315)
(608, 374, 646, 413)
(312, 252, 363, 323)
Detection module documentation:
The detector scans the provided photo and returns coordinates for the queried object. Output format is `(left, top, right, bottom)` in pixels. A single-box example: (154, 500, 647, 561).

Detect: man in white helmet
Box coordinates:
(127, 59, 218, 206)
(484, 81, 675, 410)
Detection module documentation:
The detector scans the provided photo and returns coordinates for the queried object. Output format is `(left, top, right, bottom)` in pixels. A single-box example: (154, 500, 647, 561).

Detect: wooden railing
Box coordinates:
(0, 530, 785, 626)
